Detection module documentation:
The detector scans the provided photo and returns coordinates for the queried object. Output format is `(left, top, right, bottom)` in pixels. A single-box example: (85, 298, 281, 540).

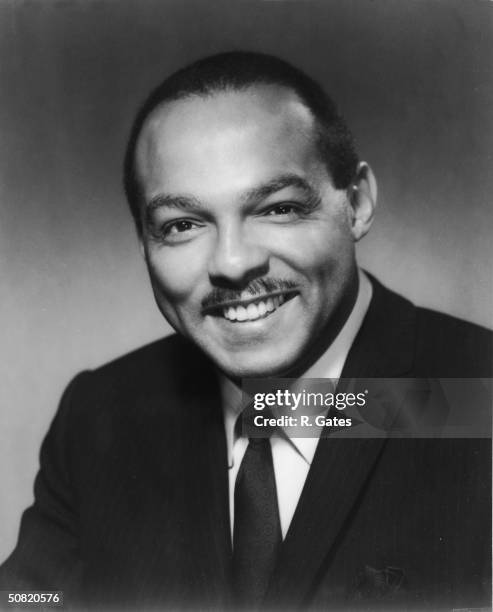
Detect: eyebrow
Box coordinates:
(147, 194, 203, 214)
(145, 173, 319, 218)
(241, 173, 318, 203)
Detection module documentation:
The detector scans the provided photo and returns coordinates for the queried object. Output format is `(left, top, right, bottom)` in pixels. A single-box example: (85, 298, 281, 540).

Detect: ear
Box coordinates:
(348, 162, 377, 242)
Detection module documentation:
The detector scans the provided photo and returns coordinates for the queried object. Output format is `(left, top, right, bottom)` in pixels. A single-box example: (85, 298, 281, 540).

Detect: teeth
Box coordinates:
(222, 295, 290, 322)
(247, 303, 259, 319)
(236, 306, 247, 321)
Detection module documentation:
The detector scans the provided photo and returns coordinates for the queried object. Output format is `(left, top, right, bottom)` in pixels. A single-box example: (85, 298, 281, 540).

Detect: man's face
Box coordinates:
(136, 85, 358, 378)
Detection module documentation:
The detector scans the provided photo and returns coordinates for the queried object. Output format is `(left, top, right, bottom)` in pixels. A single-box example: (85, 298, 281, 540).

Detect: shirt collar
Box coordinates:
(220, 269, 373, 466)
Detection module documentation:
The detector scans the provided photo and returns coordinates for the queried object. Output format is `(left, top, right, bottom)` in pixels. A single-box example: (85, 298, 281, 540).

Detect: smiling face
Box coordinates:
(135, 85, 362, 378)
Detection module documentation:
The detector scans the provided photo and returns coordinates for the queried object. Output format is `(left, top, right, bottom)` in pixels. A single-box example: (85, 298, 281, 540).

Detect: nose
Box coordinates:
(208, 222, 269, 288)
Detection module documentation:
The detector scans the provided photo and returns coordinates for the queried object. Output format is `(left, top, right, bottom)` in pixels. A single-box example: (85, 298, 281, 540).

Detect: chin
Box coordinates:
(213, 348, 302, 380)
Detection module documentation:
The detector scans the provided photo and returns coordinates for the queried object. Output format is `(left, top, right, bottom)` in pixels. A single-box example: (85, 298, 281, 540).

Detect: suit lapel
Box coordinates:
(265, 436, 387, 607)
(177, 347, 233, 607)
(265, 276, 417, 608)
(187, 372, 232, 606)
(139, 340, 232, 607)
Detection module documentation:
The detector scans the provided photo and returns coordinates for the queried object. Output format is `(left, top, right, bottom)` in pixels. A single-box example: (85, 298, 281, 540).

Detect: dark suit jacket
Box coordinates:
(1, 277, 491, 610)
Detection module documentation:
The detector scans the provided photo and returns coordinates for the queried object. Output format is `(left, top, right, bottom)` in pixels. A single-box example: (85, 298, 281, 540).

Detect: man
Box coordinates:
(1, 52, 491, 610)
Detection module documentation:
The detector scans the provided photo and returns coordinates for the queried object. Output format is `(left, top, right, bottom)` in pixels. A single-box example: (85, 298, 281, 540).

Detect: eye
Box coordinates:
(165, 220, 197, 235)
(260, 202, 305, 223)
(155, 218, 205, 243)
(266, 204, 298, 216)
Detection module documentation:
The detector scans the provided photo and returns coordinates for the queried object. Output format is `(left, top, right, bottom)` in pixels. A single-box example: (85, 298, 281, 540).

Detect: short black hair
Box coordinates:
(124, 51, 359, 234)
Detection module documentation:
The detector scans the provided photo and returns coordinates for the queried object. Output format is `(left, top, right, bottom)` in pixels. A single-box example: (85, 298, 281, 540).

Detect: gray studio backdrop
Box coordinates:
(1, 0, 492, 561)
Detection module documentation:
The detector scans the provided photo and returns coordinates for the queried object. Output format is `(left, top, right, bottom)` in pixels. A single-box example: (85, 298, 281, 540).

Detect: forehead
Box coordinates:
(135, 85, 323, 198)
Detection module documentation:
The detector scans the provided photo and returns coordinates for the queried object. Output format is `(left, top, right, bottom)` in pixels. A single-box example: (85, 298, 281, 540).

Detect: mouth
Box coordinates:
(204, 290, 298, 322)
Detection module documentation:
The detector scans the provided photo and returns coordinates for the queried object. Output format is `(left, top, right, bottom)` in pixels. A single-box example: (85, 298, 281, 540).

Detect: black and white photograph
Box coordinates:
(0, 1, 491, 610)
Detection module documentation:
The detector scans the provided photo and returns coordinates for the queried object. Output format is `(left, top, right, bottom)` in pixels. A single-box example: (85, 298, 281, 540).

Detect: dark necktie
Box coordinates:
(232, 436, 282, 608)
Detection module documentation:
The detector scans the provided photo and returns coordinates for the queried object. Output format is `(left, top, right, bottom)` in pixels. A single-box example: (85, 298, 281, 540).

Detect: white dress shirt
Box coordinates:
(220, 269, 372, 540)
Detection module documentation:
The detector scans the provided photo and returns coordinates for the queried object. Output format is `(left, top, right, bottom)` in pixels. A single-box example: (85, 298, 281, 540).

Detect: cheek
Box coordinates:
(146, 249, 204, 305)
(266, 221, 353, 279)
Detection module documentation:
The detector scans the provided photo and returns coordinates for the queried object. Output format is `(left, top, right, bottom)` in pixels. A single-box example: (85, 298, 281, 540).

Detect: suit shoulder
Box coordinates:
(414, 307, 492, 376)
(59, 334, 213, 424)
(91, 333, 194, 381)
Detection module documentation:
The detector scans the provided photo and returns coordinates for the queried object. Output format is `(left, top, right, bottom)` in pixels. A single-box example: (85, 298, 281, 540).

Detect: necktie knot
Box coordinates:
(235, 408, 276, 442)
(247, 436, 272, 449)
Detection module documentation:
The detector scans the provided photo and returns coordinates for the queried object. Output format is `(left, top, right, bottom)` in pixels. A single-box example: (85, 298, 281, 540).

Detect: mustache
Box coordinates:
(201, 278, 298, 310)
